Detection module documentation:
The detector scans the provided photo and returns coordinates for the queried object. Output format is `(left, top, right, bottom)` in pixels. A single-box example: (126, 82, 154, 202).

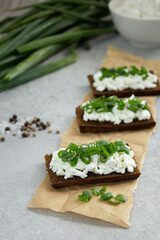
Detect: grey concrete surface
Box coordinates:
(0, 35, 160, 240)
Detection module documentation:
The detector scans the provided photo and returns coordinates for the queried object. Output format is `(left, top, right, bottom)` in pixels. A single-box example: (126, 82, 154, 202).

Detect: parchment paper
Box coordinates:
(29, 46, 159, 228)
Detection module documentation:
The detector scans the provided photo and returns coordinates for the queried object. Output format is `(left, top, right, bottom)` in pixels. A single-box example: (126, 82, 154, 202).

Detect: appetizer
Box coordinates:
(45, 140, 140, 188)
(76, 95, 155, 133)
(88, 66, 160, 97)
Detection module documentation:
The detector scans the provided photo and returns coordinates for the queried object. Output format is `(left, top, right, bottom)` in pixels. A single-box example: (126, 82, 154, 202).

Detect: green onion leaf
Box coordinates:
(118, 146, 130, 155)
(82, 190, 92, 200)
(96, 140, 108, 146)
(68, 143, 79, 151)
(115, 194, 127, 202)
(108, 142, 117, 153)
(70, 156, 78, 167)
(115, 141, 126, 146)
(108, 198, 120, 205)
(81, 94, 148, 115)
(78, 194, 89, 202)
(81, 156, 91, 165)
(101, 145, 110, 157)
(91, 187, 100, 196)
(101, 192, 113, 201)
(100, 155, 107, 163)
(58, 150, 65, 158)
(99, 66, 149, 81)
(99, 186, 107, 195)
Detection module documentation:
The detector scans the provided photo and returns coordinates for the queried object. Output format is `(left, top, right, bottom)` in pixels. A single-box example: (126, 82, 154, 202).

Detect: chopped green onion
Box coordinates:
(99, 66, 149, 81)
(78, 190, 92, 202)
(117, 146, 130, 155)
(57, 140, 130, 166)
(70, 156, 78, 167)
(78, 195, 89, 202)
(81, 156, 91, 165)
(81, 95, 148, 114)
(96, 140, 108, 146)
(68, 143, 79, 151)
(101, 192, 113, 201)
(108, 199, 120, 205)
(83, 190, 92, 200)
(78, 187, 127, 206)
(115, 194, 127, 202)
(99, 186, 107, 195)
(91, 187, 100, 196)
(101, 145, 110, 157)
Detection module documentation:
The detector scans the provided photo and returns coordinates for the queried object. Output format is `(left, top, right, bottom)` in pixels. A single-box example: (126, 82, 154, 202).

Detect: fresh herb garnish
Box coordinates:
(107, 198, 120, 205)
(81, 95, 148, 114)
(78, 190, 92, 202)
(101, 192, 113, 201)
(99, 66, 149, 81)
(115, 194, 127, 202)
(91, 187, 100, 196)
(78, 187, 127, 205)
(99, 186, 107, 195)
(58, 140, 129, 166)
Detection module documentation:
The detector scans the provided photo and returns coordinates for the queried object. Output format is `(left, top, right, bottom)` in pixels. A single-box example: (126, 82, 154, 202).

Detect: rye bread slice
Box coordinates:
(88, 75, 160, 97)
(76, 106, 156, 133)
(45, 154, 140, 188)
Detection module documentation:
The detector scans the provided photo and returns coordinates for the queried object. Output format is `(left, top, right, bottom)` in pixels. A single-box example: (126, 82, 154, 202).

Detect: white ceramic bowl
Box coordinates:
(109, 0, 160, 48)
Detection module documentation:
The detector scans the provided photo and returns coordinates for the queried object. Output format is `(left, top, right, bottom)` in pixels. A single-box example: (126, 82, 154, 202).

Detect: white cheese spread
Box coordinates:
(93, 70, 158, 92)
(50, 147, 136, 179)
(82, 95, 151, 124)
(112, 0, 160, 19)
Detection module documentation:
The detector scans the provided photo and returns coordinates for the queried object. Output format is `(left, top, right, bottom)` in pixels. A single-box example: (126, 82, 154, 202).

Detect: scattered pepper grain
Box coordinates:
(12, 114, 17, 119)
(27, 132, 30, 137)
(46, 121, 51, 127)
(24, 121, 29, 127)
(22, 133, 27, 138)
(42, 124, 47, 130)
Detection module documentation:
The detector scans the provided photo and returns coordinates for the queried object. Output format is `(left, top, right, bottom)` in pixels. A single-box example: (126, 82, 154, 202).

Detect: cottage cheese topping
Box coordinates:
(112, 0, 160, 19)
(50, 147, 136, 179)
(82, 95, 151, 124)
(93, 70, 158, 92)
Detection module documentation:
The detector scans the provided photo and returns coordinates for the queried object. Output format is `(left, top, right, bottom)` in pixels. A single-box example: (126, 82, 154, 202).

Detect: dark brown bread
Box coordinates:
(76, 106, 156, 133)
(88, 75, 160, 97)
(45, 154, 141, 188)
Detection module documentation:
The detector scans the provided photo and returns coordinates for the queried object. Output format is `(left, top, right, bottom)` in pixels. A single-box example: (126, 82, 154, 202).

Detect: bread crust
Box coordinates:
(88, 75, 160, 97)
(76, 106, 156, 133)
(45, 154, 141, 188)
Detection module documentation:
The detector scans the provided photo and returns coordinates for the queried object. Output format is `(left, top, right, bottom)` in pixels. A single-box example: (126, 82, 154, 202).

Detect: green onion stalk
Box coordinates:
(18, 28, 117, 53)
(0, 44, 77, 92)
(0, 0, 116, 92)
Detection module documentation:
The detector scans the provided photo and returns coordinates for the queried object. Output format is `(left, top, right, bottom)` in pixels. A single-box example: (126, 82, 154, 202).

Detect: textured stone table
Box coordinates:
(0, 33, 160, 240)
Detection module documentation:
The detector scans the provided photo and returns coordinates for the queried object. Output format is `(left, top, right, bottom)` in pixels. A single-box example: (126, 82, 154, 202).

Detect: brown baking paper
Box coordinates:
(29, 46, 159, 228)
